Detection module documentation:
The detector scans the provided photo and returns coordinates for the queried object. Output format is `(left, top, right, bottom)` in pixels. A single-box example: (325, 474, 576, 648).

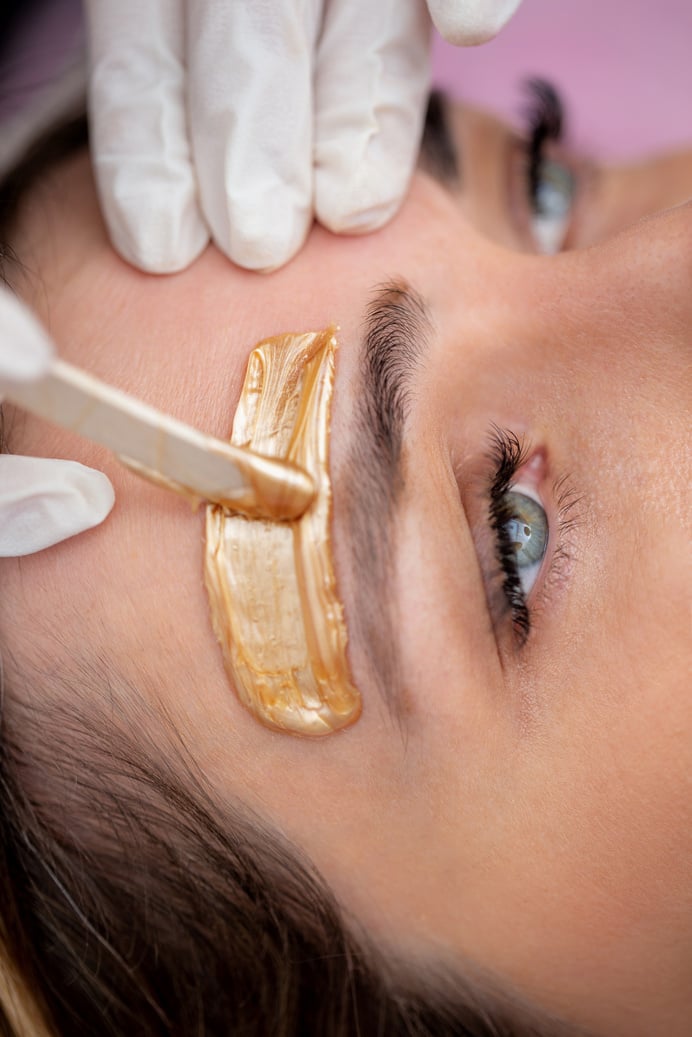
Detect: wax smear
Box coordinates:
(205, 328, 361, 736)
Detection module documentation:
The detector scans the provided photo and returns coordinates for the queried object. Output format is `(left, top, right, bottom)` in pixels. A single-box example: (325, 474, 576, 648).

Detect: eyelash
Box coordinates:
(487, 427, 580, 646)
(522, 77, 565, 211)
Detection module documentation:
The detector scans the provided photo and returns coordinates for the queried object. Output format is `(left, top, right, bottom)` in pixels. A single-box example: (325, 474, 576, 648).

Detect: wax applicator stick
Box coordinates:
(2, 359, 315, 521)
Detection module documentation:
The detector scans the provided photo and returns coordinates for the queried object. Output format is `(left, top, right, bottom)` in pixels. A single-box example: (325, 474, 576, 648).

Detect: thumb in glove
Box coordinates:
(0, 287, 114, 557)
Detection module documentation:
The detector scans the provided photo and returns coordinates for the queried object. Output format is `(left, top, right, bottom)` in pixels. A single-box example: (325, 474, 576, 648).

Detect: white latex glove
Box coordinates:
(0, 287, 114, 557)
(84, 0, 522, 274)
(426, 0, 522, 45)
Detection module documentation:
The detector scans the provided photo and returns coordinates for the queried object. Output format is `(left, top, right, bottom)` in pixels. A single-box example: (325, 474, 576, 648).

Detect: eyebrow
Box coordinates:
(341, 281, 433, 724)
(418, 90, 461, 187)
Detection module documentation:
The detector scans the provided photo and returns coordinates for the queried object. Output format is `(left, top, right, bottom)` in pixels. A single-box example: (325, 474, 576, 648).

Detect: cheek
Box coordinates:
(507, 516, 692, 939)
(463, 662, 692, 1030)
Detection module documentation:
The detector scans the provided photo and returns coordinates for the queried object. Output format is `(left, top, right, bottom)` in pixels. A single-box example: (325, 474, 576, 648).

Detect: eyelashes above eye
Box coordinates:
(522, 77, 577, 254)
(487, 429, 549, 645)
(524, 78, 565, 192)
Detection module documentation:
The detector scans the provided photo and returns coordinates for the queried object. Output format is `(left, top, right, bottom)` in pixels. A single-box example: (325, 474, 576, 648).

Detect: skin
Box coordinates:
(0, 104, 690, 1036)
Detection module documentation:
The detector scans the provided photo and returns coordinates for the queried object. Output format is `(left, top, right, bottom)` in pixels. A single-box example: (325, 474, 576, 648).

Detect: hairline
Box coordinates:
(0, 644, 595, 1037)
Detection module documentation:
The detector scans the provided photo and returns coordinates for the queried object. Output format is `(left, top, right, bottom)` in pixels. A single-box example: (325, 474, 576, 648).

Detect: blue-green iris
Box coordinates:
(503, 491, 548, 568)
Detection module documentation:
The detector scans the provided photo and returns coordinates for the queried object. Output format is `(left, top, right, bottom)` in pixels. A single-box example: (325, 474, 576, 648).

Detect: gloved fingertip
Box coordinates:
(76, 466, 116, 523)
(110, 211, 209, 274)
(0, 457, 115, 557)
(100, 182, 209, 274)
(318, 194, 401, 236)
(427, 0, 523, 45)
(315, 163, 405, 236)
(221, 205, 312, 273)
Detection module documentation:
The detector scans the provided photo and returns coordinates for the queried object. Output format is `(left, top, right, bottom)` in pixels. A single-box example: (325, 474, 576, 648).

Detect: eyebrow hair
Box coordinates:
(419, 90, 460, 187)
(341, 281, 433, 724)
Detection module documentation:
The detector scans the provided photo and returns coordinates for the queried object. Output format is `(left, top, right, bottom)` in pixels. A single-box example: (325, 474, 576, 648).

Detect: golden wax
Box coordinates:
(204, 329, 361, 736)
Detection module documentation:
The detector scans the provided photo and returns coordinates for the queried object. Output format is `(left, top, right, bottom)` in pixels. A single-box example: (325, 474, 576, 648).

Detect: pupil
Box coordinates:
(503, 491, 549, 567)
(505, 517, 532, 548)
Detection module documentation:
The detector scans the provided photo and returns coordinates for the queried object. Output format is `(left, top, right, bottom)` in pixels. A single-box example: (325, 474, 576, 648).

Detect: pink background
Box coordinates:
(432, 0, 692, 160)
(2, 1, 691, 163)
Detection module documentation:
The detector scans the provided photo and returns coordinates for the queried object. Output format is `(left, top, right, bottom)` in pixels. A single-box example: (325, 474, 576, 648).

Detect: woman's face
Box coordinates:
(2, 100, 690, 1036)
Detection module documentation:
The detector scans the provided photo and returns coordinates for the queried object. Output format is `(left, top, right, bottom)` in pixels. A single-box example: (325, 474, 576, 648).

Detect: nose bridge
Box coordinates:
(579, 202, 691, 321)
(540, 204, 692, 379)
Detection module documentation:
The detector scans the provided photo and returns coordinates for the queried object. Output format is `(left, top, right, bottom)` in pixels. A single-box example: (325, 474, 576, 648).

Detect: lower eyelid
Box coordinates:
(559, 157, 599, 251)
(523, 471, 582, 618)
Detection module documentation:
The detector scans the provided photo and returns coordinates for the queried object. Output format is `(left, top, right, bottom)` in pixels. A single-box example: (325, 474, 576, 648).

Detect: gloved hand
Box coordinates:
(426, 0, 522, 44)
(0, 287, 114, 557)
(84, 0, 523, 274)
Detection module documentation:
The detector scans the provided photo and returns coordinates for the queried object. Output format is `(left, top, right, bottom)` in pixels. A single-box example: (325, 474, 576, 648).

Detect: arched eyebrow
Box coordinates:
(340, 281, 433, 724)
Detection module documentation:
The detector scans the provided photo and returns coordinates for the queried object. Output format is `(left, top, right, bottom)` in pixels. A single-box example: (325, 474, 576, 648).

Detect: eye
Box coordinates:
(521, 78, 577, 254)
(502, 489, 549, 595)
(529, 157, 576, 254)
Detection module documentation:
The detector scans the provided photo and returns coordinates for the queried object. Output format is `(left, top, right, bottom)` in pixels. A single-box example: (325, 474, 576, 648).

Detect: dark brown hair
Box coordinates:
(0, 113, 595, 1037)
(0, 658, 592, 1037)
